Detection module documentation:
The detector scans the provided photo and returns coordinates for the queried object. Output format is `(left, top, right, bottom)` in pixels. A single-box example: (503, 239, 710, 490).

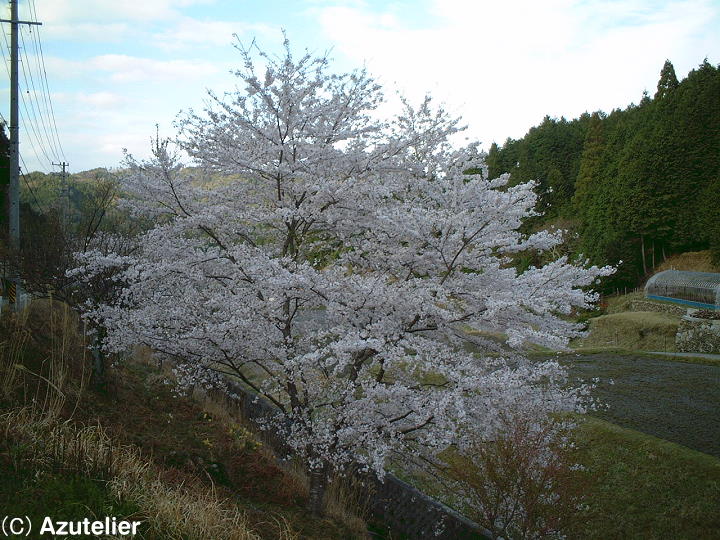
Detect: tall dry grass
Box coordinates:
(1, 408, 267, 540)
(0, 300, 274, 540)
(195, 386, 370, 535)
(0, 298, 88, 418)
(0, 308, 29, 400)
(655, 250, 720, 274)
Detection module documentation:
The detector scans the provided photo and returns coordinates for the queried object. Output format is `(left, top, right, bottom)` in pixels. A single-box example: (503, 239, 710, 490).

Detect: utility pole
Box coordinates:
(1, 0, 42, 309)
(52, 160, 69, 226)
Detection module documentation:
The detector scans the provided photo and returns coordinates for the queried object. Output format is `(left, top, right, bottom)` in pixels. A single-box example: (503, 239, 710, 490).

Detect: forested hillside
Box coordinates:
(487, 59, 720, 289)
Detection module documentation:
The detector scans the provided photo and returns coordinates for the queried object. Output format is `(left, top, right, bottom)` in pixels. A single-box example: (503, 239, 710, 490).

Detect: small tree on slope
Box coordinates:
(71, 38, 613, 515)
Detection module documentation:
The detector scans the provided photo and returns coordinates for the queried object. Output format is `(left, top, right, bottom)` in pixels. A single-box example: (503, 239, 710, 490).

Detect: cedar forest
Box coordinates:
(486, 59, 720, 289)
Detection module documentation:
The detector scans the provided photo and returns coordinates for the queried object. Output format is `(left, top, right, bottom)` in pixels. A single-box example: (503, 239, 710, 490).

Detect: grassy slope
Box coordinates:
(92, 360, 367, 539)
(573, 249, 719, 355)
(575, 416, 720, 539)
(574, 311, 681, 351)
(392, 415, 720, 539)
(0, 470, 146, 537)
(0, 303, 367, 540)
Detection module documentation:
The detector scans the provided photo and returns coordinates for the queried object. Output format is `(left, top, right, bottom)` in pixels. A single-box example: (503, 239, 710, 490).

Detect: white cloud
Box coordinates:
(312, 0, 720, 147)
(90, 55, 220, 83)
(151, 17, 278, 50)
(55, 127, 157, 171)
(75, 91, 128, 108)
(44, 54, 220, 83)
(39, 22, 132, 43)
(31, 0, 213, 24)
(29, 1, 223, 43)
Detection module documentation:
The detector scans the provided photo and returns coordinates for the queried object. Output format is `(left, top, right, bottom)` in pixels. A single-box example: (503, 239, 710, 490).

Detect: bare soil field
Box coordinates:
(563, 353, 720, 458)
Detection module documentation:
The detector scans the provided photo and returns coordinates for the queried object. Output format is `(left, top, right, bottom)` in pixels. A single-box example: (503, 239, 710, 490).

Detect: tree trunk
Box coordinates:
(640, 234, 647, 275)
(652, 240, 655, 270)
(307, 464, 327, 516)
(91, 327, 106, 390)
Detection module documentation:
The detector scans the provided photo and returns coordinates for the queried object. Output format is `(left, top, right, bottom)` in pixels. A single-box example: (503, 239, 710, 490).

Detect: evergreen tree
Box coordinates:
(573, 112, 605, 222)
(485, 58, 719, 290)
(666, 60, 720, 250)
(655, 59, 679, 99)
(486, 142, 502, 179)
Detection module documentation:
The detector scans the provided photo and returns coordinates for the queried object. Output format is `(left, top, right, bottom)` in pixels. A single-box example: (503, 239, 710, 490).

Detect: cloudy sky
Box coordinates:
(2, 0, 718, 173)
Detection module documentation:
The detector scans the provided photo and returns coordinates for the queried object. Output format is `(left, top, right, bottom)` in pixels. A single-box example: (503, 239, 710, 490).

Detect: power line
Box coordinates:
(5, 110, 63, 217)
(21, 0, 63, 161)
(2, 21, 56, 171)
(17, 50, 57, 167)
(27, 0, 64, 160)
(1, 0, 43, 281)
(20, 155, 45, 214)
(1, 22, 49, 171)
(18, 24, 61, 162)
(3, 110, 48, 214)
(1, 11, 64, 174)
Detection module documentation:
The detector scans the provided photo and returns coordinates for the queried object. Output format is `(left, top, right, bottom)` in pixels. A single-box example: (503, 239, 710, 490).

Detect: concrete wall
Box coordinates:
(362, 472, 486, 539)
(209, 382, 490, 539)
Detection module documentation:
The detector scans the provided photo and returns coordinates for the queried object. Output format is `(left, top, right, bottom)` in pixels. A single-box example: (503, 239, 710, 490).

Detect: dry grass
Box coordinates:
(0, 309, 30, 399)
(1, 407, 266, 540)
(201, 394, 370, 536)
(142, 354, 371, 537)
(574, 311, 680, 351)
(0, 299, 372, 539)
(604, 291, 646, 315)
(0, 301, 284, 540)
(106, 350, 370, 538)
(655, 250, 720, 274)
(323, 474, 372, 534)
(274, 456, 370, 535)
(0, 298, 89, 419)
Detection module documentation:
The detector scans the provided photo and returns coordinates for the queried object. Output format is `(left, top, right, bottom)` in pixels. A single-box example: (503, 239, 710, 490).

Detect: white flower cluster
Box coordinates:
(72, 38, 613, 480)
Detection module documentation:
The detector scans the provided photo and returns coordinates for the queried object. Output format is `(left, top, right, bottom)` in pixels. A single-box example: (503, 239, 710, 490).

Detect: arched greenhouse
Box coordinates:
(645, 270, 720, 310)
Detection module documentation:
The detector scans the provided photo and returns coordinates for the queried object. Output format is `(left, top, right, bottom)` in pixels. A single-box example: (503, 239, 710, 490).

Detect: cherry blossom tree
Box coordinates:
(72, 37, 613, 515)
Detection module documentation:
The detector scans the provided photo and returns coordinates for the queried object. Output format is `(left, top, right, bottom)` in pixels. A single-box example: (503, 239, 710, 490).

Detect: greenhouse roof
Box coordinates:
(645, 270, 720, 309)
(646, 270, 720, 289)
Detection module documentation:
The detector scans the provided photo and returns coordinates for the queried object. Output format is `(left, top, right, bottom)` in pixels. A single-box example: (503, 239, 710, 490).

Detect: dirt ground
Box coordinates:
(563, 354, 720, 458)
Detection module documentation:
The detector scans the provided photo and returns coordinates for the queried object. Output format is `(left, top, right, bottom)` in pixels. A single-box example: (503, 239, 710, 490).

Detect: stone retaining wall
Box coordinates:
(630, 299, 687, 316)
(676, 316, 720, 354)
